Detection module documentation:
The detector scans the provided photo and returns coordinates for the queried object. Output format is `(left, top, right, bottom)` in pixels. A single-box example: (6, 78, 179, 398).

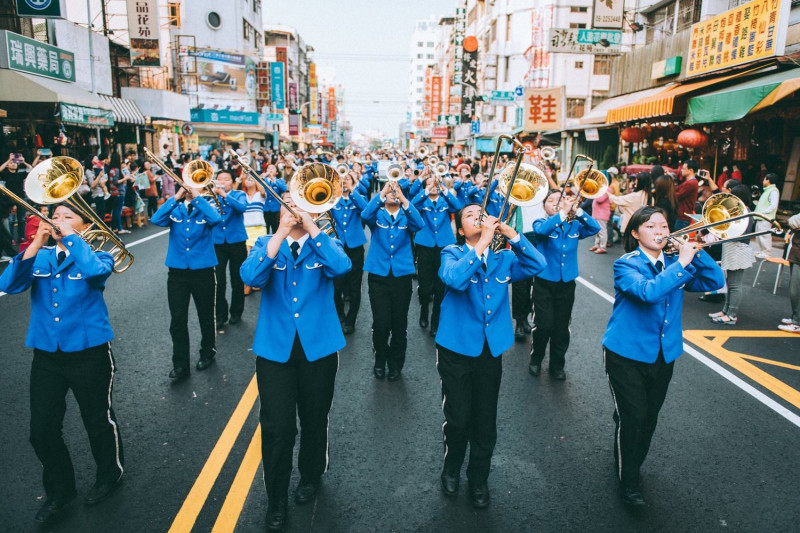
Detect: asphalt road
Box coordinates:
(0, 224, 798, 533)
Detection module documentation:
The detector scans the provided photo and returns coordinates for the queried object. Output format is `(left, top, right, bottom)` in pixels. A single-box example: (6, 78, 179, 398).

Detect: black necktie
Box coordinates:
(655, 260, 664, 273)
(481, 256, 487, 272)
(57, 251, 66, 265)
(290, 241, 300, 260)
(187, 203, 194, 216)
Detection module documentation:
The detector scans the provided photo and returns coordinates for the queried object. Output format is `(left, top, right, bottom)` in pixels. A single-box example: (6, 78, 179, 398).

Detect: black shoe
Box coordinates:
(229, 315, 241, 325)
(34, 491, 76, 523)
(342, 324, 354, 335)
(373, 367, 386, 380)
(84, 474, 123, 505)
(294, 478, 319, 504)
(440, 470, 459, 496)
(621, 486, 646, 507)
(469, 482, 490, 509)
(265, 499, 288, 531)
(216, 319, 227, 329)
(196, 356, 216, 371)
(698, 293, 725, 303)
(169, 367, 189, 381)
(522, 321, 532, 334)
(429, 328, 437, 338)
(515, 323, 526, 340)
(550, 369, 567, 380)
(419, 309, 429, 329)
(528, 363, 541, 377)
(387, 369, 402, 382)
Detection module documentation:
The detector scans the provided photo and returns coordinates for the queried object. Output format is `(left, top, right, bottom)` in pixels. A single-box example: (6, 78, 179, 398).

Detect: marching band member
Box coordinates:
(241, 174, 267, 295)
(151, 185, 221, 380)
(602, 206, 724, 506)
(261, 164, 286, 234)
(435, 204, 546, 508)
(412, 174, 461, 336)
(331, 171, 368, 334)
(212, 170, 248, 327)
(0, 205, 124, 523)
(240, 191, 351, 532)
(529, 190, 600, 380)
(361, 180, 424, 381)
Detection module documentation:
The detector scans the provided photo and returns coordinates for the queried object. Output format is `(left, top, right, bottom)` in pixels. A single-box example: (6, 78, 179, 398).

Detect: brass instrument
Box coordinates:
(144, 148, 221, 212)
(334, 163, 350, 177)
(540, 146, 556, 161)
(0, 157, 134, 273)
(228, 150, 341, 237)
(557, 154, 607, 220)
(477, 133, 524, 227)
(315, 148, 335, 158)
(656, 193, 783, 252)
(384, 163, 404, 201)
(416, 146, 430, 159)
(433, 161, 449, 177)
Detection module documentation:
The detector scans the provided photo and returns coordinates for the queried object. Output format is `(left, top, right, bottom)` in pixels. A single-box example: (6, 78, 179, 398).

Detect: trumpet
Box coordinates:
(229, 150, 341, 237)
(144, 148, 221, 212)
(656, 193, 783, 253)
(0, 157, 134, 273)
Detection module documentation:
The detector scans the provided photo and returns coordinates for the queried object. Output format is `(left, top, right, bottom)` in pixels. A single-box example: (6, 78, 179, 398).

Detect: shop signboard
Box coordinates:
(270, 61, 285, 110)
(523, 87, 564, 132)
(264, 113, 283, 124)
(0, 30, 75, 82)
(460, 36, 479, 122)
(190, 108, 260, 126)
(592, 0, 624, 30)
(585, 128, 600, 141)
(431, 76, 442, 121)
(432, 126, 448, 140)
(490, 91, 516, 105)
(687, 0, 790, 77)
(436, 115, 460, 126)
(548, 28, 620, 54)
(288, 81, 298, 110)
(15, 0, 65, 18)
(183, 49, 257, 111)
(288, 113, 300, 136)
(126, 0, 160, 66)
(60, 103, 114, 127)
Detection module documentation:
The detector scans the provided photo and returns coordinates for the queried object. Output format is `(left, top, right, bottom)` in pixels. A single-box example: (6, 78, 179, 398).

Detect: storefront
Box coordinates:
(189, 108, 266, 152)
(99, 94, 146, 155)
(121, 87, 191, 156)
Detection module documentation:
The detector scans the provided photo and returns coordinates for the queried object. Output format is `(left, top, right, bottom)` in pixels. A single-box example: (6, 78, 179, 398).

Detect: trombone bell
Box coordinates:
(25, 157, 83, 203)
(496, 163, 548, 207)
(289, 163, 342, 214)
(182, 160, 214, 188)
(574, 168, 608, 199)
(386, 164, 404, 181)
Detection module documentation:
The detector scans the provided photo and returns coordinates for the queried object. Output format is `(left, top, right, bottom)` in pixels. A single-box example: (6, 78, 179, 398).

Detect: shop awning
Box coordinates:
(685, 68, 800, 124)
(580, 86, 670, 125)
(99, 94, 145, 125)
(475, 135, 514, 153)
(605, 69, 758, 124)
(0, 69, 112, 111)
(120, 87, 191, 122)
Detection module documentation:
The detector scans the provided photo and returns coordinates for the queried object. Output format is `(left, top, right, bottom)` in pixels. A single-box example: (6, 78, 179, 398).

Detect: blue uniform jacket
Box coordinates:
(330, 192, 368, 248)
(602, 248, 724, 363)
(0, 235, 114, 352)
(261, 178, 287, 212)
(354, 176, 371, 197)
(151, 196, 221, 269)
(240, 233, 352, 362)
(532, 210, 601, 282)
(361, 195, 424, 276)
(436, 235, 546, 357)
(212, 190, 248, 245)
(411, 190, 460, 247)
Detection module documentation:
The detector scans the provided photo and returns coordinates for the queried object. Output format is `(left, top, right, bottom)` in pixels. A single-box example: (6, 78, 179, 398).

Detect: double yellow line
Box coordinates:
(168, 375, 264, 533)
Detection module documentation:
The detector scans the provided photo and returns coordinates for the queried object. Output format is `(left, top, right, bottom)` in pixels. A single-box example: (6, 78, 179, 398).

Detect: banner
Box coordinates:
(460, 36, 478, 123)
(289, 114, 300, 136)
(61, 103, 114, 127)
(453, 7, 466, 85)
(288, 81, 298, 110)
(548, 29, 621, 54)
(524, 5, 554, 88)
(0, 30, 75, 82)
(276, 47, 288, 96)
(328, 87, 336, 122)
(687, 0, 790, 77)
(126, 0, 160, 66)
(185, 50, 257, 112)
(270, 61, 285, 110)
(523, 87, 564, 132)
(190, 108, 260, 126)
(592, 0, 624, 30)
(431, 76, 442, 121)
(309, 62, 318, 124)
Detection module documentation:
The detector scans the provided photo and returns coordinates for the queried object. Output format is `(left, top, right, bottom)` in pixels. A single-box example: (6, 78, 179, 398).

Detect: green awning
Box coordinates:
(475, 136, 514, 153)
(686, 68, 800, 124)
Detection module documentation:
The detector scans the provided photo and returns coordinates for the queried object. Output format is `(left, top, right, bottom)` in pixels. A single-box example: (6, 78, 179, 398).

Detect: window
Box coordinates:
(566, 98, 586, 118)
(168, 2, 180, 27)
(417, 64, 423, 70)
(243, 19, 250, 40)
(417, 88, 423, 93)
(206, 11, 222, 30)
(593, 56, 611, 75)
(645, 0, 701, 44)
(417, 53, 423, 59)
(505, 15, 512, 41)
(417, 42, 423, 47)
(504, 56, 510, 83)
(569, 23, 587, 29)
(575, 61, 584, 69)
(591, 90, 609, 108)
(416, 76, 423, 82)
(570, 6, 588, 12)
(427, 42, 434, 47)
(427, 54, 433, 59)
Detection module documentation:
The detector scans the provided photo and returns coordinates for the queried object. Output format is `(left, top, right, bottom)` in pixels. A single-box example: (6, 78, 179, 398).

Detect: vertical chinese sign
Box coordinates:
(288, 81, 298, 110)
(431, 75, 442, 124)
(126, 0, 160, 66)
(460, 36, 478, 123)
(328, 87, 336, 122)
(309, 62, 318, 124)
(424, 66, 432, 126)
(523, 87, 564, 132)
(524, 4, 553, 88)
(270, 61, 285, 110)
(275, 46, 288, 97)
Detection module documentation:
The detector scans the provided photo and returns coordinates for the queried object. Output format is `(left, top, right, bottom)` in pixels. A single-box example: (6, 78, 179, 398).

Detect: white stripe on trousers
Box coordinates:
(105, 342, 124, 478)
(603, 348, 622, 483)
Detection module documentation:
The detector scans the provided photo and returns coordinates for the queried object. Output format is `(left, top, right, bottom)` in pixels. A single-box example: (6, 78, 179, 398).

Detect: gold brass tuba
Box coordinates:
(3, 157, 135, 273)
(289, 163, 342, 237)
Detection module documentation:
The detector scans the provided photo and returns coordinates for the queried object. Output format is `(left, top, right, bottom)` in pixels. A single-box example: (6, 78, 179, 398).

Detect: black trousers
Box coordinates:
(263, 210, 280, 234)
(256, 336, 338, 504)
(416, 245, 444, 329)
(604, 347, 674, 487)
(333, 245, 365, 327)
(436, 342, 502, 484)
(214, 241, 247, 322)
(530, 278, 576, 372)
(368, 272, 412, 371)
(511, 277, 533, 322)
(167, 267, 217, 370)
(30, 342, 124, 500)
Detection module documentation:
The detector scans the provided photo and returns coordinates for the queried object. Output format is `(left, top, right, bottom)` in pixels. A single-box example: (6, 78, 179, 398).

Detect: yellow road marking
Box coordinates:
(211, 426, 263, 533)
(168, 374, 259, 533)
(684, 330, 800, 410)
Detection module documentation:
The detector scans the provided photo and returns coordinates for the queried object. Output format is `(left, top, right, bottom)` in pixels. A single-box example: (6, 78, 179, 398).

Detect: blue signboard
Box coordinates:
(190, 108, 260, 126)
(471, 120, 480, 135)
(270, 62, 285, 111)
(577, 29, 622, 46)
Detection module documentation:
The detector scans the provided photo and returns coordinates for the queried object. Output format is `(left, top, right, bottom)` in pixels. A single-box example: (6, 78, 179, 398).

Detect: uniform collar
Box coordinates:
(639, 247, 665, 269)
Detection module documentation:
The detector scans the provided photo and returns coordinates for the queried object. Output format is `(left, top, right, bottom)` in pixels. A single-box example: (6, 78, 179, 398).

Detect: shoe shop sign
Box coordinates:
(0, 30, 75, 82)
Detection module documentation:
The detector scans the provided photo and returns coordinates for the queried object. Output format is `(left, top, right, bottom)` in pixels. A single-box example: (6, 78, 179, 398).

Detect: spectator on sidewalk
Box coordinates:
(752, 173, 780, 259)
(607, 172, 651, 234)
(778, 211, 800, 333)
(675, 160, 700, 230)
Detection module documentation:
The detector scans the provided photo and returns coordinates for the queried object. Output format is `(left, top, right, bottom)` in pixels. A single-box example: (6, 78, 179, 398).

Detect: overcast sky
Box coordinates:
(263, 0, 457, 138)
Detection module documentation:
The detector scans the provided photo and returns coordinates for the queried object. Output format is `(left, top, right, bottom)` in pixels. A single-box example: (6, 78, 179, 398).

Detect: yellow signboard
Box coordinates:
(523, 87, 564, 132)
(687, 0, 790, 77)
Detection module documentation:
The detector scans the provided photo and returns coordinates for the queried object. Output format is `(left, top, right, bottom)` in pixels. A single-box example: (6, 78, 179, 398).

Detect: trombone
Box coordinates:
(0, 157, 134, 273)
(228, 150, 341, 238)
(143, 148, 221, 212)
(476, 133, 522, 226)
(556, 154, 607, 220)
(656, 193, 783, 252)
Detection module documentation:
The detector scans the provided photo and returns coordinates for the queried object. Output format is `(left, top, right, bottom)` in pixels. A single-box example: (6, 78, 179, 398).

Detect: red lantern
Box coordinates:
(677, 128, 708, 148)
(620, 127, 646, 143)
